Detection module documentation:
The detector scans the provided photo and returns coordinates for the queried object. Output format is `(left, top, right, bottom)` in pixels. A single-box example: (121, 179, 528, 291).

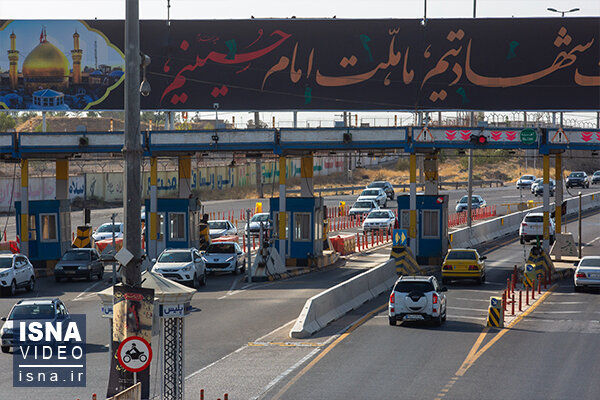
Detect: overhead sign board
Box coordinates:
(520, 128, 537, 144)
(0, 18, 598, 111)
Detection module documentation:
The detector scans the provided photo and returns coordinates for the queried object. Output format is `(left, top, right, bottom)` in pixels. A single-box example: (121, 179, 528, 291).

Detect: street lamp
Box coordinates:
(547, 7, 580, 17)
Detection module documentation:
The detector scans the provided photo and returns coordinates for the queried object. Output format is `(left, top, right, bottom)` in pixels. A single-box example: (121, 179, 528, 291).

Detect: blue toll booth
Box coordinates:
(270, 197, 324, 265)
(15, 200, 72, 267)
(397, 194, 449, 264)
(144, 197, 201, 254)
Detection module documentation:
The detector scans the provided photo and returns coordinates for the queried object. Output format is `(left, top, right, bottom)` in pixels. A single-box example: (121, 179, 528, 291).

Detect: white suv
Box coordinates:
(152, 248, 207, 288)
(388, 275, 447, 326)
(0, 254, 35, 296)
(519, 212, 555, 244)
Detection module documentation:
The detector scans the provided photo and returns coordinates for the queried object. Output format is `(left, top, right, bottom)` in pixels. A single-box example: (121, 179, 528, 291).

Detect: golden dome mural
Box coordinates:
(22, 38, 70, 94)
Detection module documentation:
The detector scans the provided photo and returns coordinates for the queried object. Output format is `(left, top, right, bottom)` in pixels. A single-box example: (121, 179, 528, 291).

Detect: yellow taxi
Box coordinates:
(441, 249, 486, 285)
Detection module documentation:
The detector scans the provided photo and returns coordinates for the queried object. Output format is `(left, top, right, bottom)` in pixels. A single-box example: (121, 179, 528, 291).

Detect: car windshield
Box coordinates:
(206, 243, 235, 254)
(533, 178, 543, 183)
(570, 172, 584, 177)
(367, 211, 390, 219)
(362, 190, 380, 196)
(251, 214, 269, 222)
(353, 201, 374, 208)
(61, 251, 90, 261)
(9, 304, 55, 320)
(368, 182, 386, 188)
(521, 175, 535, 180)
(97, 224, 120, 233)
(594, 172, 600, 176)
(579, 258, 600, 267)
(524, 215, 543, 223)
(446, 250, 477, 260)
(209, 221, 228, 230)
(157, 252, 191, 263)
(459, 196, 479, 204)
(394, 281, 434, 293)
(0, 258, 13, 268)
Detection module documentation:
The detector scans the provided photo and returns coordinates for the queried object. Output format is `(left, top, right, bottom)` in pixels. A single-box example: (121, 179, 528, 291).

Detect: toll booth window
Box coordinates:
(158, 213, 165, 240)
(293, 213, 311, 242)
(314, 209, 323, 241)
(40, 213, 58, 242)
(28, 215, 36, 241)
(169, 212, 186, 241)
(422, 210, 440, 238)
(400, 210, 410, 229)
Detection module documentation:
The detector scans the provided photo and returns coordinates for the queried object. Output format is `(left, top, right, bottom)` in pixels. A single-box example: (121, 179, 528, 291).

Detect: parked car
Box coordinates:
(362, 209, 395, 233)
(574, 256, 600, 292)
(92, 222, 124, 242)
(591, 171, 600, 185)
(533, 179, 556, 197)
(519, 212, 555, 244)
(455, 195, 486, 213)
(566, 171, 590, 189)
(388, 275, 447, 326)
(442, 249, 486, 285)
(208, 220, 238, 239)
(349, 200, 379, 217)
(530, 178, 543, 194)
(1, 298, 70, 353)
(366, 181, 395, 200)
(357, 188, 387, 207)
(516, 174, 537, 189)
(203, 242, 246, 275)
(244, 213, 271, 236)
(152, 248, 207, 288)
(0, 253, 35, 296)
(54, 248, 104, 282)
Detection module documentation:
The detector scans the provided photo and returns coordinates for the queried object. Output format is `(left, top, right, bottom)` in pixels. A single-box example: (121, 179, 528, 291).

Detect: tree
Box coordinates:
(0, 113, 16, 132)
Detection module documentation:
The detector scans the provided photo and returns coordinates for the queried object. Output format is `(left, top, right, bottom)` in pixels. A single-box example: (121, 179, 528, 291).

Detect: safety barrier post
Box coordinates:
(201, 389, 204, 400)
(224, 394, 228, 400)
(538, 278, 542, 294)
(502, 291, 507, 312)
(511, 293, 515, 315)
(364, 231, 368, 249)
(519, 290, 523, 311)
(243, 234, 246, 252)
(526, 285, 530, 306)
(532, 280, 536, 300)
(507, 278, 511, 296)
(252, 236, 256, 250)
(544, 273, 547, 289)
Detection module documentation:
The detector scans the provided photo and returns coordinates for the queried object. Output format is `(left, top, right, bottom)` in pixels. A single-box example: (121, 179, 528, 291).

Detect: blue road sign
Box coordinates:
(393, 229, 408, 246)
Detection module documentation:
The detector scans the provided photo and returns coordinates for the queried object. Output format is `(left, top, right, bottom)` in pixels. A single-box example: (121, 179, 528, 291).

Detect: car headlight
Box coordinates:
(0, 271, 9, 278)
(1, 327, 12, 336)
(55, 265, 63, 270)
(78, 265, 90, 270)
(182, 264, 193, 272)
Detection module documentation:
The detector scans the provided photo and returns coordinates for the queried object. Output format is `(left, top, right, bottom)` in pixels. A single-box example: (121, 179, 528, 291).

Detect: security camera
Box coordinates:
(213, 103, 219, 110)
(140, 79, 151, 97)
(140, 53, 151, 68)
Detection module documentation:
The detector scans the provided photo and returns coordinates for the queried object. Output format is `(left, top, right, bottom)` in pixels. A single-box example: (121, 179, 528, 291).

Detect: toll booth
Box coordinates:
(144, 197, 201, 254)
(397, 194, 448, 264)
(15, 200, 71, 267)
(270, 197, 324, 264)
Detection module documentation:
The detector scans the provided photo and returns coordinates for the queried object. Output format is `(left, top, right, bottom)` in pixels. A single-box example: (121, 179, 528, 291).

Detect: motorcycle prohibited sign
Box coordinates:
(117, 336, 152, 373)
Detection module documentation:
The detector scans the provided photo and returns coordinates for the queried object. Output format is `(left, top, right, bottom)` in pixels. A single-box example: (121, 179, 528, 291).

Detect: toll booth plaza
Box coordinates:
(270, 197, 324, 265)
(397, 194, 449, 265)
(15, 199, 72, 268)
(144, 197, 201, 259)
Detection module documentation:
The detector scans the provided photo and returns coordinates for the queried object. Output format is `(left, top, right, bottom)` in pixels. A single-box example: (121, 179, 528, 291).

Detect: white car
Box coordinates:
(574, 256, 600, 292)
(152, 248, 207, 288)
(516, 174, 537, 189)
(388, 275, 447, 326)
(519, 212, 555, 244)
(530, 178, 543, 194)
(244, 213, 271, 236)
(202, 242, 246, 275)
(0, 253, 35, 296)
(208, 220, 238, 239)
(357, 188, 387, 207)
(92, 222, 124, 242)
(349, 200, 379, 218)
(362, 209, 395, 233)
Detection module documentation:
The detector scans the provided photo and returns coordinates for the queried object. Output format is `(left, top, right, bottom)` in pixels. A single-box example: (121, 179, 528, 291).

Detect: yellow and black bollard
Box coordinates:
(73, 225, 92, 248)
(487, 296, 504, 328)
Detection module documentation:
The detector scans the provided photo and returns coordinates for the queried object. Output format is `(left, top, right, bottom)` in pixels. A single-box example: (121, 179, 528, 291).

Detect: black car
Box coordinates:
(566, 171, 590, 189)
(592, 171, 600, 185)
(366, 181, 395, 200)
(533, 179, 555, 197)
(54, 248, 104, 282)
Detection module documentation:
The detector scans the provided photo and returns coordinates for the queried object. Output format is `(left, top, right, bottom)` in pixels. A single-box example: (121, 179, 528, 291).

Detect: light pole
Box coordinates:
(547, 7, 580, 17)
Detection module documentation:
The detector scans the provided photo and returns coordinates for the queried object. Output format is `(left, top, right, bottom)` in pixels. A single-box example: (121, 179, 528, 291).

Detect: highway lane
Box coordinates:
(262, 212, 600, 400)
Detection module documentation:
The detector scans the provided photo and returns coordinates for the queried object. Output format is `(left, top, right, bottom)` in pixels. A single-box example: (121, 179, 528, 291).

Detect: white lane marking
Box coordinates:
(255, 320, 296, 342)
(587, 236, 600, 245)
(451, 315, 486, 321)
(532, 311, 583, 314)
(550, 293, 577, 296)
(250, 347, 321, 400)
(544, 301, 586, 305)
(448, 307, 488, 312)
(218, 280, 256, 299)
(186, 345, 247, 380)
(72, 280, 106, 302)
(454, 298, 491, 302)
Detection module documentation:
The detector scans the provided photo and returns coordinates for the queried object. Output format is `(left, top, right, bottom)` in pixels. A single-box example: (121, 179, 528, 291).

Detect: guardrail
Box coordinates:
(287, 180, 504, 195)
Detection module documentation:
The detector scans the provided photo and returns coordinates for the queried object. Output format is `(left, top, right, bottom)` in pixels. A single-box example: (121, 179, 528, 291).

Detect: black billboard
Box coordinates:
(1, 18, 598, 111)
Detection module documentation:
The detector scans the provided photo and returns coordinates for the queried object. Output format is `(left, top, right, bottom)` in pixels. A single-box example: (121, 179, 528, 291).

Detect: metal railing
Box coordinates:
(287, 180, 504, 195)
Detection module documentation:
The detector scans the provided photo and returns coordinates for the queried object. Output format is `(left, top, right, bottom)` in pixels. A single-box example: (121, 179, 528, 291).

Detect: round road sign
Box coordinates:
(117, 336, 153, 373)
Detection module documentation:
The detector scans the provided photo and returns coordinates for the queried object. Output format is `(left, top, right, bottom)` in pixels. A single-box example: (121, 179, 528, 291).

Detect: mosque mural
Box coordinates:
(0, 20, 124, 110)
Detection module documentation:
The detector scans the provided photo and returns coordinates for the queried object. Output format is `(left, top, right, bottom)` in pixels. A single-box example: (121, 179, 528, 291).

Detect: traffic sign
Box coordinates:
(520, 128, 537, 144)
(117, 336, 152, 373)
(393, 229, 408, 246)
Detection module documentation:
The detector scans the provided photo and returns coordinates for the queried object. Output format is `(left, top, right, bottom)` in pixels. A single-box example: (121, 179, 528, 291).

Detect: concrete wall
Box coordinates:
(450, 191, 600, 249)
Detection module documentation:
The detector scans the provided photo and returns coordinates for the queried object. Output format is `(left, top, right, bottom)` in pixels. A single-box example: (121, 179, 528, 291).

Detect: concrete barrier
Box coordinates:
(290, 259, 396, 339)
(450, 191, 600, 249)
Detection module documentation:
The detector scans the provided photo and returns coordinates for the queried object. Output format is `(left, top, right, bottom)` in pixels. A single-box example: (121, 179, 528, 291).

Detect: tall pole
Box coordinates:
(578, 192, 582, 259)
(473, 0, 477, 18)
(123, 0, 142, 286)
(467, 113, 474, 228)
(111, 213, 117, 285)
(246, 209, 252, 283)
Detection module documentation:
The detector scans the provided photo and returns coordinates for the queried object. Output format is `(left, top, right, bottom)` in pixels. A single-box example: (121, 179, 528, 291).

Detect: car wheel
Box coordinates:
(200, 273, 207, 286)
(481, 273, 486, 283)
(476, 276, 483, 285)
(574, 285, 582, 293)
(190, 274, 199, 289)
(1, 346, 9, 353)
(442, 309, 447, 322)
(233, 261, 240, 275)
(55, 276, 62, 283)
(550, 236, 555, 245)
(26, 277, 35, 292)
(434, 314, 443, 327)
(9, 280, 16, 296)
(98, 269, 104, 280)
(240, 260, 246, 273)
(389, 317, 397, 326)
(520, 236, 525, 245)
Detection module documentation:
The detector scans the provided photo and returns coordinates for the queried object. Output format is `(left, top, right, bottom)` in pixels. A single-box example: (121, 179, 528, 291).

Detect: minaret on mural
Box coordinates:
(8, 31, 20, 90)
(71, 30, 82, 84)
